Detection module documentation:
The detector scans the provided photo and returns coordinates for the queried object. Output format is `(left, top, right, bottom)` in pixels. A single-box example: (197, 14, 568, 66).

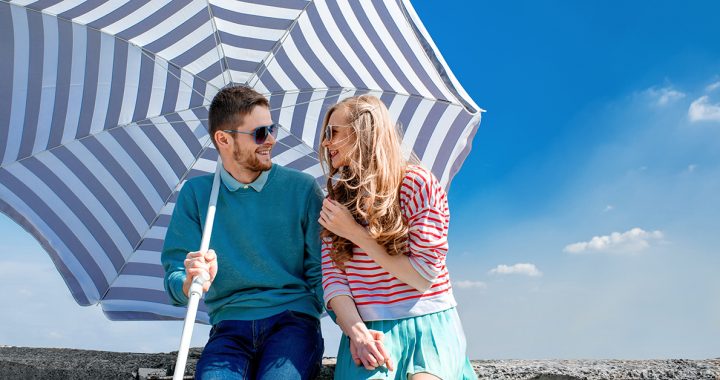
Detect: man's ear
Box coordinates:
(215, 130, 230, 148)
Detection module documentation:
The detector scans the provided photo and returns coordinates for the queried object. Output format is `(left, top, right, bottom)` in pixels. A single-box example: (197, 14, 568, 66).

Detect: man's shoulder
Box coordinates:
(272, 164, 317, 187)
(180, 173, 214, 195)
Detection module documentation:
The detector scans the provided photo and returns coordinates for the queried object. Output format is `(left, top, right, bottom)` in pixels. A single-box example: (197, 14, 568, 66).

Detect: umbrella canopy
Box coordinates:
(0, 0, 482, 322)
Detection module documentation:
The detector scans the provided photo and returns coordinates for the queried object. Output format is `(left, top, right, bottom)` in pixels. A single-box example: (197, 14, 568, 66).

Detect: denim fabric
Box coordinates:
(195, 310, 324, 380)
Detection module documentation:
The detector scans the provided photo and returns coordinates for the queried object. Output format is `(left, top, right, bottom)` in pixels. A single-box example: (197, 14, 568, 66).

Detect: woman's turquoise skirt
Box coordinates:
(334, 307, 477, 379)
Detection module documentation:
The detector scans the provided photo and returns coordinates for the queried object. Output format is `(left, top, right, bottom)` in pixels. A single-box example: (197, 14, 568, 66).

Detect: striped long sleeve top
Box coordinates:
(321, 165, 457, 321)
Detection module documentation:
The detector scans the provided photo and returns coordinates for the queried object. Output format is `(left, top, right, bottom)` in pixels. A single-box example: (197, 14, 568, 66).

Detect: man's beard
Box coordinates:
(233, 143, 272, 172)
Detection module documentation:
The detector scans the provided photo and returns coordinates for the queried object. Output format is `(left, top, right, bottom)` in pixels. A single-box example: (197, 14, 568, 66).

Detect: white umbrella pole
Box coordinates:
(173, 159, 223, 380)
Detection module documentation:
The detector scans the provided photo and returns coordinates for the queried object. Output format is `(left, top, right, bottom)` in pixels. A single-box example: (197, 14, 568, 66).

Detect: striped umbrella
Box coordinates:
(0, 0, 482, 323)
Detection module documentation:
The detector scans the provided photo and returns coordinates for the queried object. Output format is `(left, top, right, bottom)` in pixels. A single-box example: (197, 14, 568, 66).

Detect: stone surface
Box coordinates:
(0, 346, 201, 379)
(138, 367, 169, 380)
(470, 359, 720, 379)
(1, 346, 719, 379)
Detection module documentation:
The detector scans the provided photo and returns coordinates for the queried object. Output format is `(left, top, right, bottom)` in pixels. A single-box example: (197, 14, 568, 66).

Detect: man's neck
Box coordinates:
(224, 162, 262, 184)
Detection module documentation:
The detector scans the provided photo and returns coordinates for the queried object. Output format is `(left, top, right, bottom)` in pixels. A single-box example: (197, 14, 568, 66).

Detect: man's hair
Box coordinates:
(208, 86, 269, 147)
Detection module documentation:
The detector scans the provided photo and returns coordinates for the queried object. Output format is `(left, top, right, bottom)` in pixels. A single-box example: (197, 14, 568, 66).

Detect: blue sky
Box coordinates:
(2, 1, 719, 359)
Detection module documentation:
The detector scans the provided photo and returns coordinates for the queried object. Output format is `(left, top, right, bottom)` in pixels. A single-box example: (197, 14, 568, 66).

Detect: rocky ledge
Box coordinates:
(0, 346, 718, 379)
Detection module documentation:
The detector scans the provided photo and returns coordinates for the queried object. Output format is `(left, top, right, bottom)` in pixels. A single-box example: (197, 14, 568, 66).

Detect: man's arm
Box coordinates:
(161, 182, 203, 306)
(303, 180, 325, 311)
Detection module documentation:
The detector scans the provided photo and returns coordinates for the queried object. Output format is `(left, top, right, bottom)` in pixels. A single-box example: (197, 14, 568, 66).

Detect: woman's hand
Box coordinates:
(349, 329, 394, 371)
(319, 199, 363, 241)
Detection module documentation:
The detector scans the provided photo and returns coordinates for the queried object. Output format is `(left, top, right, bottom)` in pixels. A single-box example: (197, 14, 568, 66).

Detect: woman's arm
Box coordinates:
(319, 199, 432, 293)
(328, 295, 388, 369)
(320, 237, 394, 371)
(350, 228, 432, 293)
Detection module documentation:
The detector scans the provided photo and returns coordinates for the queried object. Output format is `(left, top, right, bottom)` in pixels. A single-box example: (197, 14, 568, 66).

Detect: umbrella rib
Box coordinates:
(263, 87, 460, 106)
(0, 88, 461, 172)
(396, 0, 481, 114)
(135, 48, 221, 105)
(238, 1, 474, 111)
(102, 135, 215, 302)
(204, 0, 232, 85)
(245, 0, 315, 88)
(273, 136, 321, 164)
(135, 49, 220, 107)
(132, 119, 208, 126)
(5, 0, 485, 312)
(101, 86, 363, 300)
(0, 105, 212, 173)
(5, 1, 221, 109)
(268, 87, 354, 111)
(264, 87, 356, 154)
(102, 134, 321, 301)
(116, 105, 210, 129)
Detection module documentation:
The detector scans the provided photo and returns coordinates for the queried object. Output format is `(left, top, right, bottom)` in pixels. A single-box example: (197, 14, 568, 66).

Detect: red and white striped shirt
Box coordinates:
(321, 165, 457, 321)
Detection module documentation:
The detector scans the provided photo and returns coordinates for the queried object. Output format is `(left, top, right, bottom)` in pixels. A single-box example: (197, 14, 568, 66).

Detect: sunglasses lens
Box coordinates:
(254, 124, 280, 144)
(254, 127, 268, 144)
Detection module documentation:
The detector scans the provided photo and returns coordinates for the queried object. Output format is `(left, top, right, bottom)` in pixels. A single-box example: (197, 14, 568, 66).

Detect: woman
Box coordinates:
(318, 95, 476, 380)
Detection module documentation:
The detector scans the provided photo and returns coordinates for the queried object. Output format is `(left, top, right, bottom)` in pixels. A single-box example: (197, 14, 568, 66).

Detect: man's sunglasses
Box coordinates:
(223, 123, 280, 144)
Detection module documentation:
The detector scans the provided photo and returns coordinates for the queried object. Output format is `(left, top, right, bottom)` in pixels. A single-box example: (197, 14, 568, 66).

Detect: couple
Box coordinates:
(161, 86, 476, 380)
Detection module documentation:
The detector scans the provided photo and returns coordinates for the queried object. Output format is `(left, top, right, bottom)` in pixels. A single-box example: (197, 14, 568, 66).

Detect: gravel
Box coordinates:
(1, 346, 718, 379)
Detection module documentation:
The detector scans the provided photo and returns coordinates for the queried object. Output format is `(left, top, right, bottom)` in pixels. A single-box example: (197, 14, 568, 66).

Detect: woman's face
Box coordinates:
(322, 106, 356, 169)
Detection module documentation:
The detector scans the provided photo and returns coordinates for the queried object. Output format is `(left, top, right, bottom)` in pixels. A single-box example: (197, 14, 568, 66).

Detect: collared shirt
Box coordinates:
(220, 164, 271, 192)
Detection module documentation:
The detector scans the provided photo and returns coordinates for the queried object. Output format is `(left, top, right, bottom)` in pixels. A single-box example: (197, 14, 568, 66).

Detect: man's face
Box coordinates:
(229, 105, 275, 172)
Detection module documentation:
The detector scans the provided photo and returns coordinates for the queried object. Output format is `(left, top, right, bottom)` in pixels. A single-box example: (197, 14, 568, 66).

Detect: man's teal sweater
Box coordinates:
(161, 164, 324, 324)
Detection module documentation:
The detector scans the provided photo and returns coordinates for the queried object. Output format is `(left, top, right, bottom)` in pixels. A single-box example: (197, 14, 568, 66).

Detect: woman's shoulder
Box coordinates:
(402, 164, 440, 190)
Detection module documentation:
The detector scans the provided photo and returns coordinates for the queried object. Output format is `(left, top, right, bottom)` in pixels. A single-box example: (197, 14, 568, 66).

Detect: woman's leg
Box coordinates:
(405, 308, 478, 380)
(408, 373, 441, 380)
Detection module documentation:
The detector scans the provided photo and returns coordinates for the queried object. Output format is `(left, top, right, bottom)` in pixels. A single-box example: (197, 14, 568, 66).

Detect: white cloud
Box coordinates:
(603, 205, 615, 213)
(564, 227, 663, 254)
(688, 96, 720, 122)
(706, 81, 720, 92)
(688, 164, 697, 172)
(643, 87, 686, 106)
(489, 263, 542, 277)
(453, 280, 487, 289)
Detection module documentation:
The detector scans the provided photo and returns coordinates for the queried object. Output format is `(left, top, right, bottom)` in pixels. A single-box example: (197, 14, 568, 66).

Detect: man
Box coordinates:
(161, 86, 324, 379)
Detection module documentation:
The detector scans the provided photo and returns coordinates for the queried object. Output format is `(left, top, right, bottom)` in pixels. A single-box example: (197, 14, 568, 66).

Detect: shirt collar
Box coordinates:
(220, 164, 271, 192)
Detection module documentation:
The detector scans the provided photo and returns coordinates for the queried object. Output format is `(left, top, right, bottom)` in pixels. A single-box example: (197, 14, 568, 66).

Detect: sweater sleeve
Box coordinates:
(321, 237, 353, 309)
(303, 180, 325, 312)
(402, 167, 450, 283)
(161, 182, 202, 306)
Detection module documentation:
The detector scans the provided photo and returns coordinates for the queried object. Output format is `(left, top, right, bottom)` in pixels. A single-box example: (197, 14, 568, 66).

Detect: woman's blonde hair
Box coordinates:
(319, 95, 415, 269)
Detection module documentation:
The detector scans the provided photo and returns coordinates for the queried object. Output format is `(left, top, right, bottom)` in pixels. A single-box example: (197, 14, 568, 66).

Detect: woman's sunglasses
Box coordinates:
(324, 124, 351, 142)
(223, 123, 280, 145)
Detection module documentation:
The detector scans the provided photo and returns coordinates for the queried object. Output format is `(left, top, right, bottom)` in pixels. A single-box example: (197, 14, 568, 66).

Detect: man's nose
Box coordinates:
(266, 130, 277, 145)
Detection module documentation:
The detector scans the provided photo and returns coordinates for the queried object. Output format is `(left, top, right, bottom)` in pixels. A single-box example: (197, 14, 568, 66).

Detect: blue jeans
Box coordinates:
(195, 310, 324, 380)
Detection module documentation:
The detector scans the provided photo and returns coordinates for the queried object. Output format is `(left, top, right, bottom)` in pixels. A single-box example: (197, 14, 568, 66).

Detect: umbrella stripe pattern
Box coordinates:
(0, 0, 482, 322)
